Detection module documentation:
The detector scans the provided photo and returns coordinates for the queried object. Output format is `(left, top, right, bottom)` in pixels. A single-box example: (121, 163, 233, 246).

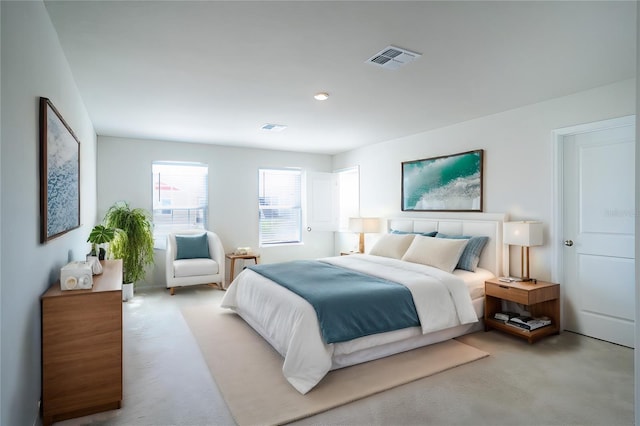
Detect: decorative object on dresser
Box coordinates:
(348, 217, 380, 253)
(401, 149, 484, 212)
(39, 97, 81, 242)
(59, 261, 93, 290)
(86, 224, 119, 261)
(503, 221, 543, 282)
(484, 277, 560, 344)
(41, 259, 123, 426)
(86, 224, 120, 275)
(103, 201, 154, 301)
(85, 255, 103, 275)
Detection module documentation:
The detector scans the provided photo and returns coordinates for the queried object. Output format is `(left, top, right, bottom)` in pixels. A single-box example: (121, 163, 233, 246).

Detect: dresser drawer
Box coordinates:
(485, 282, 529, 304)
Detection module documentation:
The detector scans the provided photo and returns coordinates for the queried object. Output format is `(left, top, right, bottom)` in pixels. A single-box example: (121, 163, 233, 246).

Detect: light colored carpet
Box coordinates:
(181, 303, 489, 426)
(54, 287, 634, 426)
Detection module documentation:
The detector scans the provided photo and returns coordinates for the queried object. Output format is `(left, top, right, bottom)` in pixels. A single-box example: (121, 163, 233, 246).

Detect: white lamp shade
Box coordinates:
(503, 221, 543, 247)
(348, 217, 380, 233)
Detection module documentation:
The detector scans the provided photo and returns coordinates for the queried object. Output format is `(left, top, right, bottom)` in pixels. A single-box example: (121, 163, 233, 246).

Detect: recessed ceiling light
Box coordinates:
(261, 123, 287, 132)
(314, 92, 329, 101)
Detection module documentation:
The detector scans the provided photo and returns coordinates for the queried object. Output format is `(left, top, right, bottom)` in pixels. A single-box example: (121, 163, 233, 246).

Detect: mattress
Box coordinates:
(331, 296, 484, 369)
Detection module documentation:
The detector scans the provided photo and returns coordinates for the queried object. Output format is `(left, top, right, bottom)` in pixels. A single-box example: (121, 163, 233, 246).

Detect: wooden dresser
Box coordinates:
(41, 259, 123, 426)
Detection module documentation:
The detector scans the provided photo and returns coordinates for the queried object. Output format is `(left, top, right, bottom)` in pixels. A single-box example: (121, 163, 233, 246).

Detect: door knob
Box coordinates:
(564, 240, 574, 247)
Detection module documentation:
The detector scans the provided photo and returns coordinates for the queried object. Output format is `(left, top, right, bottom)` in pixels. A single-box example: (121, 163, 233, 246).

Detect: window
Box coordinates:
(337, 166, 360, 231)
(152, 162, 208, 249)
(258, 168, 302, 246)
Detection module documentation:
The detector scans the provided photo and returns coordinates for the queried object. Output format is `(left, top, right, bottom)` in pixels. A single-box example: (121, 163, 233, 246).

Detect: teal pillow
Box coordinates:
(175, 233, 210, 260)
(390, 229, 437, 237)
(436, 233, 488, 272)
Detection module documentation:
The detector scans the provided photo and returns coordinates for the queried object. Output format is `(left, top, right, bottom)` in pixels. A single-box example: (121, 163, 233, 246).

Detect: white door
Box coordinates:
(562, 117, 635, 347)
(306, 172, 338, 232)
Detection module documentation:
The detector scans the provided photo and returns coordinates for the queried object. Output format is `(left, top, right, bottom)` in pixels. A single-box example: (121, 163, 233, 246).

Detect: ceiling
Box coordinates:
(44, 1, 636, 155)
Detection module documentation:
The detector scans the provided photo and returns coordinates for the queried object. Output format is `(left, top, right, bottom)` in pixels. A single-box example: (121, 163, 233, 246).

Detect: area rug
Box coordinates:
(181, 304, 489, 426)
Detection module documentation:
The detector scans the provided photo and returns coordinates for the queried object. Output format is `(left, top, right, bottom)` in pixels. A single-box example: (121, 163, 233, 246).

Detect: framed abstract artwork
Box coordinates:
(40, 97, 81, 242)
(401, 149, 484, 212)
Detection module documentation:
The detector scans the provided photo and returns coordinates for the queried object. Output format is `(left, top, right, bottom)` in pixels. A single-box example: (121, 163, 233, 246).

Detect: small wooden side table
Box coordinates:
(484, 278, 560, 344)
(226, 253, 260, 282)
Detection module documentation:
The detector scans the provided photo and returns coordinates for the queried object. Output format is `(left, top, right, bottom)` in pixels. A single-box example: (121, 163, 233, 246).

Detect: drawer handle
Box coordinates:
(499, 285, 510, 289)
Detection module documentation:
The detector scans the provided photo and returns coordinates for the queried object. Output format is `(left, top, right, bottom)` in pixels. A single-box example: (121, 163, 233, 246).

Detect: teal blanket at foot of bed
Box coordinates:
(247, 260, 419, 344)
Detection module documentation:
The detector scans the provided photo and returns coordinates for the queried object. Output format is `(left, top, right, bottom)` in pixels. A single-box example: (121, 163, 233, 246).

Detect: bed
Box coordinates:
(221, 214, 507, 394)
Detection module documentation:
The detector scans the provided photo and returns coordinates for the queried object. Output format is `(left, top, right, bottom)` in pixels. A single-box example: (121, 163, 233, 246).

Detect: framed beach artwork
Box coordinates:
(401, 149, 484, 212)
(40, 97, 81, 242)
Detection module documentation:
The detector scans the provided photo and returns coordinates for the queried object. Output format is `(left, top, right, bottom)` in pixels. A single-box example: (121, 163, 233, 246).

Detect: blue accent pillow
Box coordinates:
(435, 233, 489, 272)
(175, 233, 210, 260)
(390, 229, 437, 237)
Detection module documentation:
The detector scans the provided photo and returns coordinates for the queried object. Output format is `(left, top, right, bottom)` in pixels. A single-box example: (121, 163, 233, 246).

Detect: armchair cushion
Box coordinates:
(175, 233, 210, 260)
(173, 258, 219, 278)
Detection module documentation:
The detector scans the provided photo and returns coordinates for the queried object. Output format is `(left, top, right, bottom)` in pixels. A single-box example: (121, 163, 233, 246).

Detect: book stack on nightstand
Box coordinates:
(506, 315, 551, 331)
(484, 277, 560, 344)
(493, 312, 552, 331)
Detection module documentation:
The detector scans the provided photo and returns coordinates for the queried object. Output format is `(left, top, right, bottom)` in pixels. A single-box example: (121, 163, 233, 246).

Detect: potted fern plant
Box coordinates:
(103, 201, 155, 301)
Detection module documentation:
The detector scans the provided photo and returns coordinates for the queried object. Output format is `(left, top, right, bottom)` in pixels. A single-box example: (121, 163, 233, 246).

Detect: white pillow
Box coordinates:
(401, 235, 468, 273)
(368, 234, 415, 259)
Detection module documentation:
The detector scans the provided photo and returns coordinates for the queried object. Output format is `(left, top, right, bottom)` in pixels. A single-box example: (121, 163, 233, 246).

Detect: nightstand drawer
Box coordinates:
(485, 282, 529, 304)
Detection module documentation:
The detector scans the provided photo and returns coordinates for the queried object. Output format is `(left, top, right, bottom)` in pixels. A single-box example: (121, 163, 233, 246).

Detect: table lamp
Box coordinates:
(348, 217, 380, 253)
(503, 221, 543, 282)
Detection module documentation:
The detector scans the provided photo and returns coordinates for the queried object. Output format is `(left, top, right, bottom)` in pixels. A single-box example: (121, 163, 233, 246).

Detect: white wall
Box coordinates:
(0, 2, 97, 425)
(635, 4, 639, 424)
(0, 2, 4, 420)
(97, 136, 334, 287)
(333, 79, 635, 282)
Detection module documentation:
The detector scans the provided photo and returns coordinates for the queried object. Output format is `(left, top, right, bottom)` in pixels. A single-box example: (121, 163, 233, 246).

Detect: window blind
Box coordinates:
(152, 162, 208, 249)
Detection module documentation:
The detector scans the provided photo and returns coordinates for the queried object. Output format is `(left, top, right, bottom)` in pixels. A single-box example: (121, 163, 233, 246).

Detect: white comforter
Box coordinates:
(220, 254, 477, 394)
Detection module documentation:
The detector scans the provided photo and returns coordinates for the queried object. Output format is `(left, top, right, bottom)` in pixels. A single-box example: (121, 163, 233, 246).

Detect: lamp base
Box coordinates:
(513, 246, 537, 283)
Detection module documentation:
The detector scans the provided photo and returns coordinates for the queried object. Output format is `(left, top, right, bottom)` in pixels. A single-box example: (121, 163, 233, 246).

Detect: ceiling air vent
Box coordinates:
(366, 45, 421, 70)
(261, 123, 287, 132)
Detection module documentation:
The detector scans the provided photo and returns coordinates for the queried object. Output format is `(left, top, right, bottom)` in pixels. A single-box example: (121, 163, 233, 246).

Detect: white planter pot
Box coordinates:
(122, 283, 134, 302)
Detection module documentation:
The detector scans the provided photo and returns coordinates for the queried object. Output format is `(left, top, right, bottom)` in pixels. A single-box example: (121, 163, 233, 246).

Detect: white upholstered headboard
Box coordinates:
(387, 213, 507, 277)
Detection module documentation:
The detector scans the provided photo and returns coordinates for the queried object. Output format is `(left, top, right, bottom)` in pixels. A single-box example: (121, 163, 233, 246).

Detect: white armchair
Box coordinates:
(166, 230, 226, 295)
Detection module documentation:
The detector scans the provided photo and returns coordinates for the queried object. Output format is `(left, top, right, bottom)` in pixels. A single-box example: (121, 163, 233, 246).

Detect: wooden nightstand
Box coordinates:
(484, 278, 560, 344)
